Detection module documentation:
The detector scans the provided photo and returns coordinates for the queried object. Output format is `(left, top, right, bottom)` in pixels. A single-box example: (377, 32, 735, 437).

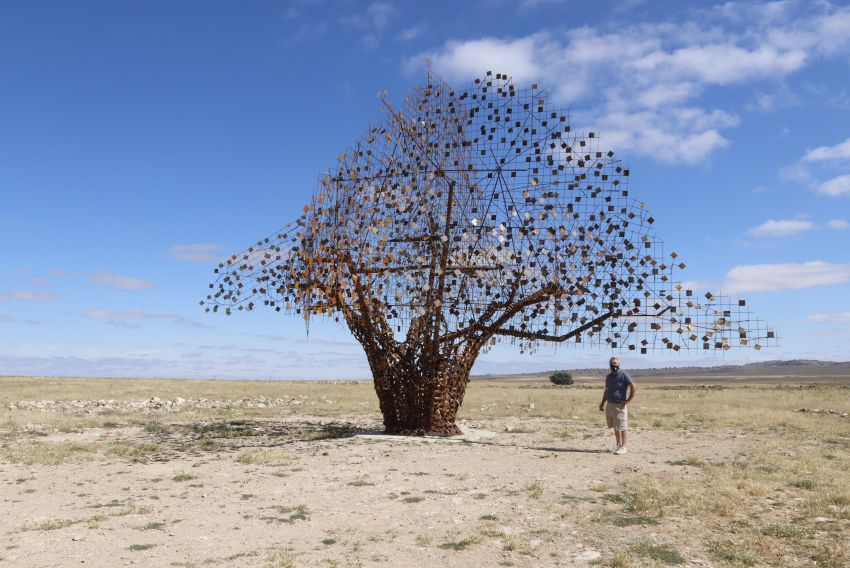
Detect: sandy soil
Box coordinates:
(0, 415, 754, 568)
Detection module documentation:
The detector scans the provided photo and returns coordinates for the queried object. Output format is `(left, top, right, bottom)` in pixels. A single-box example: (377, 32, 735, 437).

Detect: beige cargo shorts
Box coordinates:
(605, 402, 628, 432)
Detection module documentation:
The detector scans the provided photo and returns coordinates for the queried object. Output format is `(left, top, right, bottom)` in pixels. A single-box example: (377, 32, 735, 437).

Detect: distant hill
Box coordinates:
(622, 360, 850, 376)
(474, 360, 850, 383)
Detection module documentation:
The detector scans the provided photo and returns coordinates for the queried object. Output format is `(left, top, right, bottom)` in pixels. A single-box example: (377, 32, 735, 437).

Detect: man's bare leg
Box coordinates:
(614, 430, 622, 447)
(619, 431, 627, 448)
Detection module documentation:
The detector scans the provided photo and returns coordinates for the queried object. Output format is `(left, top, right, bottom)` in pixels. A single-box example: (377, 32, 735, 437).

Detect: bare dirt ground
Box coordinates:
(1, 376, 848, 567)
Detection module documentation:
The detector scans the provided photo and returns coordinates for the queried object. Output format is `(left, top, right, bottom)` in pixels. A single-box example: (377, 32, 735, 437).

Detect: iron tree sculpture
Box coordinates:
(203, 71, 776, 435)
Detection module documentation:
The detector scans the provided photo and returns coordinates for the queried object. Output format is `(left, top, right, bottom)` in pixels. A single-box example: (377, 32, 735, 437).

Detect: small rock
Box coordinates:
(576, 550, 601, 561)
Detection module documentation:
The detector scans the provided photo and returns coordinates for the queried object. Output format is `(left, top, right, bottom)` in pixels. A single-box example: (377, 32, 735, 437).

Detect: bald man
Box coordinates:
(599, 356, 636, 455)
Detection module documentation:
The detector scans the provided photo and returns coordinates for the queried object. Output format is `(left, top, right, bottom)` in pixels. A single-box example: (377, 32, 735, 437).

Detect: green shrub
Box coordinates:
(549, 371, 574, 385)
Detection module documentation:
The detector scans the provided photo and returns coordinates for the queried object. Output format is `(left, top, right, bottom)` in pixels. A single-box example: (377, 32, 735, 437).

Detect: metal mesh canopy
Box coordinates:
(203, 71, 777, 355)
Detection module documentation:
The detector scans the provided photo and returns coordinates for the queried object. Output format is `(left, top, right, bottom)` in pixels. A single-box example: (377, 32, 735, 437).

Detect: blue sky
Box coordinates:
(1, 0, 849, 379)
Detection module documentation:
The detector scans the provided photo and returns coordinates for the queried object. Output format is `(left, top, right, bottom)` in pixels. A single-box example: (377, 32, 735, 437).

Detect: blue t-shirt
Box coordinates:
(605, 370, 634, 403)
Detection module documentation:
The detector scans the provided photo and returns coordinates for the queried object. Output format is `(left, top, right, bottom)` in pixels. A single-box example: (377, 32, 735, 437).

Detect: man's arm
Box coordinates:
(625, 382, 637, 405)
(598, 387, 607, 411)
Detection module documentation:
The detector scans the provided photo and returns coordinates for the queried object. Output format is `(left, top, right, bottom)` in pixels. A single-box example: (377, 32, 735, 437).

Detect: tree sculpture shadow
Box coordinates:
(204, 70, 776, 436)
(527, 446, 608, 454)
(138, 419, 366, 461)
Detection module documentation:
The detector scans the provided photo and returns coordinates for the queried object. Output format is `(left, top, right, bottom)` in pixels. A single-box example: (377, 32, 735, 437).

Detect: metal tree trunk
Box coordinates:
(365, 339, 475, 436)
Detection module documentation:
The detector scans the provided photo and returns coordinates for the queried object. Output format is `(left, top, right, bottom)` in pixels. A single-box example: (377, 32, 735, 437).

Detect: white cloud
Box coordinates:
(285, 21, 328, 44)
(399, 23, 426, 42)
(420, 37, 540, 84)
(808, 7, 850, 56)
(636, 82, 697, 108)
(770, 15, 850, 198)
(295, 337, 358, 347)
(340, 2, 397, 50)
(361, 33, 379, 50)
(0, 291, 59, 303)
(282, 0, 325, 21)
(411, 4, 850, 164)
(745, 83, 799, 112)
(714, 1, 793, 25)
(0, 314, 37, 325)
(779, 163, 812, 183)
(679, 279, 712, 292)
(342, 2, 397, 30)
(366, 2, 396, 29)
(0, 349, 370, 380)
(0, 353, 175, 377)
(803, 136, 850, 161)
(634, 44, 807, 85)
(816, 174, 850, 196)
(519, 0, 566, 9)
(89, 272, 153, 291)
(84, 310, 209, 329)
(788, 135, 850, 198)
(828, 219, 849, 230)
(804, 83, 850, 110)
(725, 261, 850, 293)
(588, 108, 737, 164)
(747, 93, 778, 112)
(806, 312, 850, 323)
(48, 269, 73, 278)
(247, 332, 289, 341)
(747, 218, 814, 237)
(168, 244, 223, 263)
(811, 327, 850, 336)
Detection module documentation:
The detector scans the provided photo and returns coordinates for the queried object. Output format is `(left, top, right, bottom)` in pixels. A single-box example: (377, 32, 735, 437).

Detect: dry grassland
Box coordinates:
(0, 375, 848, 567)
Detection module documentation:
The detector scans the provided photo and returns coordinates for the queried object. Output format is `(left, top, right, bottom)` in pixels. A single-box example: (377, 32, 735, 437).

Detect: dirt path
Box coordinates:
(0, 416, 754, 568)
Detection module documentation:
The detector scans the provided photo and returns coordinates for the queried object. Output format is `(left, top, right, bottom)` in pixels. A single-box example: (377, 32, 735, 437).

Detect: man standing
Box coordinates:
(599, 356, 637, 455)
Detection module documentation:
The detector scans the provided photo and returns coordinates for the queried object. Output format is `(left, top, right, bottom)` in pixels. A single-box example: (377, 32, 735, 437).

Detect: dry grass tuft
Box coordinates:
(631, 540, 685, 565)
(106, 441, 159, 461)
(266, 549, 297, 568)
(437, 535, 478, 551)
(524, 479, 544, 499)
(261, 504, 310, 524)
(707, 540, 758, 566)
(1, 441, 97, 465)
(236, 448, 293, 465)
(172, 472, 196, 482)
